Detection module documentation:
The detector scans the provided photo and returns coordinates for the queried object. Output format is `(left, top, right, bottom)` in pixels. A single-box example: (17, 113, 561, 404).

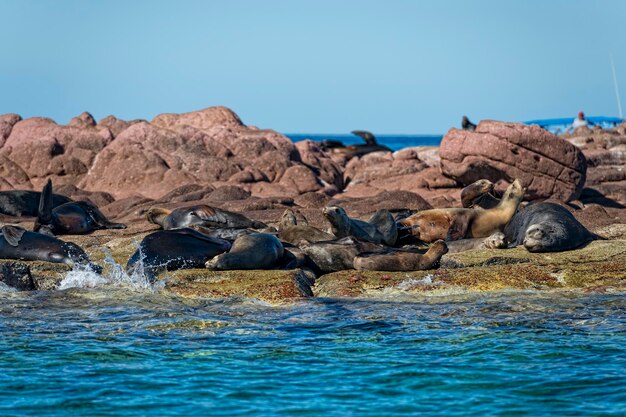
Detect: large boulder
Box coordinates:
(440, 120, 587, 201)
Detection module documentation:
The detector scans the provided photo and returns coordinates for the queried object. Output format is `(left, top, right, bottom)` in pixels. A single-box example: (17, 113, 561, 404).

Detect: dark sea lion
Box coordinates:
(0, 224, 100, 271)
(147, 205, 267, 230)
(400, 179, 525, 242)
(126, 228, 231, 279)
(277, 209, 334, 245)
(504, 202, 598, 252)
(323, 206, 397, 246)
(320, 130, 392, 159)
(205, 233, 284, 270)
(34, 180, 126, 235)
(188, 225, 255, 241)
(0, 189, 72, 217)
(299, 237, 387, 274)
(461, 179, 499, 209)
(462, 116, 477, 131)
(353, 240, 448, 271)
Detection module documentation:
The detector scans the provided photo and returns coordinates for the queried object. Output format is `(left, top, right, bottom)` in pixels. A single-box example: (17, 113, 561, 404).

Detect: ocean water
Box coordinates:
(2, 281, 626, 416)
(286, 133, 443, 151)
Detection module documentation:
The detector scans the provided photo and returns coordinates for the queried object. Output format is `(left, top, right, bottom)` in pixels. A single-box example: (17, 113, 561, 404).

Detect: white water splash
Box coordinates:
(58, 247, 155, 291)
(397, 274, 434, 290)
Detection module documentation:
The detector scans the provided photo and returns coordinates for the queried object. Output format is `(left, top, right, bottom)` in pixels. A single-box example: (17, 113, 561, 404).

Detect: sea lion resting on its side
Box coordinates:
(323, 206, 397, 246)
(504, 202, 600, 252)
(298, 237, 387, 274)
(147, 205, 267, 230)
(399, 179, 525, 243)
(34, 180, 126, 235)
(126, 228, 232, 280)
(0, 189, 72, 217)
(206, 233, 284, 270)
(353, 240, 448, 271)
(0, 224, 100, 272)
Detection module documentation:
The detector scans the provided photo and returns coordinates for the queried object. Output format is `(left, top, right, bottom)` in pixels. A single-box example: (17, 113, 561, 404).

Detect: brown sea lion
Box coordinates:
(126, 228, 231, 280)
(277, 209, 334, 245)
(323, 206, 397, 246)
(34, 180, 125, 236)
(399, 179, 525, 243)
(0, 189, 72, 217)
(205, 233, 284, 270)
(504, 202, 600, 252)
(0, 224, 100, 272)
(147, 205, 267, 230)
(460, 179, 500, 209)
(353, 240, 448, 271)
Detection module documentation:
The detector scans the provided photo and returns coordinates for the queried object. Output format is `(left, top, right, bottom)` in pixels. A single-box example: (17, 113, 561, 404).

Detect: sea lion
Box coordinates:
(320, 130, 392, 159)
(147, 205, 267, 230)
(0, 224, 100, 271)
(460, 179, 500, 209)
(277, 209, 334, 244)
(0, 189, 72, 217)
(353, 240, 448, 271)
(462, 116, 477, 131)
(503, 202, 598, 252)
(126, 228, 232, 279)
(445, 232, 507, 254)
(323, 206, 397, 246)
(34, 180, 126, 235)
(205, 233, 284, 270)
(399, 179, 525, 242)
(299, 237, 387, 274)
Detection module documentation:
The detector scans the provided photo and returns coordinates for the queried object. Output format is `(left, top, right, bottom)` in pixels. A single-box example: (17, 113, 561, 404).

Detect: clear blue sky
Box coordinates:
(1, 0, 625, 134)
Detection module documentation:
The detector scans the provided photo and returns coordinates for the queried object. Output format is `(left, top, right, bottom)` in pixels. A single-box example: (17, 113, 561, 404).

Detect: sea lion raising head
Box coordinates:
(323, 206, 397, 246)
(462, 116, 477, 131)
(147, 205, 267, 230)
(277, 208, 334, 245)
(460, 179, 499, 209)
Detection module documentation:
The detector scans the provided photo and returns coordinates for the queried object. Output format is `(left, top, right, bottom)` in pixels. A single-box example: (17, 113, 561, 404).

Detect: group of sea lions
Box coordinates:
(0, 174, 601, 285)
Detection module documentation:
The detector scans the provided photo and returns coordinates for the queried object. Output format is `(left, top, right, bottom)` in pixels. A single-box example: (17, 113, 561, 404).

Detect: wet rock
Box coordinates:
(164, 268, 314, 304)
(440, 120, 587, 201)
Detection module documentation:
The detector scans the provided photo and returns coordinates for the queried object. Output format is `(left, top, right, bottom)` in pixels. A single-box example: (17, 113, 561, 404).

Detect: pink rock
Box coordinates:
(440, 120, 587, 201)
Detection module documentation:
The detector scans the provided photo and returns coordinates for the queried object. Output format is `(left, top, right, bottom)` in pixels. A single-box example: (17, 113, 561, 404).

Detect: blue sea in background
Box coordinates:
(2, 286, 626, 416)
(286, 133, 443, 151)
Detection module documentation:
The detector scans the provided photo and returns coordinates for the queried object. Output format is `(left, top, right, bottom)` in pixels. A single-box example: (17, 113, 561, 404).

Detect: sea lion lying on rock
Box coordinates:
(399, 179, 525, 242)
(206, 233, 284, 270)
(34, 180, 126, 235)
(0, 189, 72, 217)
(0, 224, 100, 271)
(320, 130, 392, 159)
(277, 209, 334, 244)
(126, 228, 231, 279)
(460, 179, 500, 209)
(147, 205, 267, 230)
(504, 202, 600, 252)
(323, 206, 397, 246)
(299, 237, 387, 274)
(353, 240, 448, 271)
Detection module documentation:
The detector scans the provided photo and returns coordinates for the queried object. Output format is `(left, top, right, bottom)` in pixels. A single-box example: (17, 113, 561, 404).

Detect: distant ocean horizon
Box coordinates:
(285, 133, 443, 151)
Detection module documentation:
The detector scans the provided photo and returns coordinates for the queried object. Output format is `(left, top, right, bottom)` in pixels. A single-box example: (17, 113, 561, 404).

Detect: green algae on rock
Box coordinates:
(164, 268, 315, 304)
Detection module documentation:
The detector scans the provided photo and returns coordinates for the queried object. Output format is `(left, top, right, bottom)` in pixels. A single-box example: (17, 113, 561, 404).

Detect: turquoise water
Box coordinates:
(285, 133, 443, 151)
(2, 287, 626, 416)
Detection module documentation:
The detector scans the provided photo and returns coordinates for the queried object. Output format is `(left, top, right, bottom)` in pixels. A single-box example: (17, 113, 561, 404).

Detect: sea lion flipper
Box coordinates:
(81, 202, 127, 229)
(35, 179, 54, 230)
(368, 209, 398, 246)
(1, 225, 26, 247)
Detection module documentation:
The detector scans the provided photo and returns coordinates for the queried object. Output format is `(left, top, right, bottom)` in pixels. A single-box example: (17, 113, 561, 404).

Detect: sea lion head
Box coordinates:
(322, 206, 350, 234)
(502, 179, 525, 203)
(523, 222, 560, 252)
(146, 208, 172, 228)
(280, 209, 298, 228)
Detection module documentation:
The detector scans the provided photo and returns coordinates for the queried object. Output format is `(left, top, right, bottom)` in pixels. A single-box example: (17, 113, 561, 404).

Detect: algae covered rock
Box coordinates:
(164, 268, 315, 304)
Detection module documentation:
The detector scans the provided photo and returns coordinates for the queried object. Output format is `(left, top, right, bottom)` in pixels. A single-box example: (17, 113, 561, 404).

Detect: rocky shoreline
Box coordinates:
(1, 106, 625, 303)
